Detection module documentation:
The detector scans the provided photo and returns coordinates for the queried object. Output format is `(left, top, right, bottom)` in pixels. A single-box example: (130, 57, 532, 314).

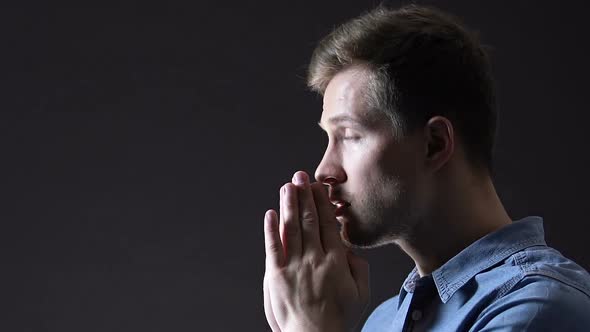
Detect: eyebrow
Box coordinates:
(317, 115, 367, 131)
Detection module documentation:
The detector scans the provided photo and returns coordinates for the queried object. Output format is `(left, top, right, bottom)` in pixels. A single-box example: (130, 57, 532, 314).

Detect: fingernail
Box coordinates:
(293, 172, 306, 185)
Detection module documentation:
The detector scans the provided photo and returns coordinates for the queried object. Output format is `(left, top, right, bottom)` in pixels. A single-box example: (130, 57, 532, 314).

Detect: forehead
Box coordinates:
(320, 66, 379, 127)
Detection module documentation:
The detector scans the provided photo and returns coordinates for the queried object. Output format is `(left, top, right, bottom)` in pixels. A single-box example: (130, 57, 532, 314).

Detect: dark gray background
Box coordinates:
(1, 1, 589, 331)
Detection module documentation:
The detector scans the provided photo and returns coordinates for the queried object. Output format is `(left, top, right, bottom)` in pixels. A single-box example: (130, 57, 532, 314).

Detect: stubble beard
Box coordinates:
(341, 175, 417, 249)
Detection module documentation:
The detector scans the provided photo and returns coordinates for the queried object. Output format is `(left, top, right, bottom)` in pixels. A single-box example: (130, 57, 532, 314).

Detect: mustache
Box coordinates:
(328, 187, 353, 203)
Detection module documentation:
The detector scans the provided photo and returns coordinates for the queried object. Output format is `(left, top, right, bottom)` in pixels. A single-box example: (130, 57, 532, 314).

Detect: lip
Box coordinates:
(334, 202, 351, 217)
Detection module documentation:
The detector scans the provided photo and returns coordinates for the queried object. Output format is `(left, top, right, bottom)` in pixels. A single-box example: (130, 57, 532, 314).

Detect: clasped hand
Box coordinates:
(263, 171, 370, 332)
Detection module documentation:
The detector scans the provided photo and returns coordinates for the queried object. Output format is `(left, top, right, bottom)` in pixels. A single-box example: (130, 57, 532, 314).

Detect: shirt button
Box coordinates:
(411, 309, 423, 321)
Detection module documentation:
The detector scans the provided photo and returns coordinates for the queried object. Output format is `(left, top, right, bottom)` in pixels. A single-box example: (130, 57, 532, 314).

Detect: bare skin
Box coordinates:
(263, 65, 512, 331)
(263, 172, 369, 332)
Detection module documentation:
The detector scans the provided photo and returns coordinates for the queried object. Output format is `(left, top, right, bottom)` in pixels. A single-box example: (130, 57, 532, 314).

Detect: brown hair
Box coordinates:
(307, 4, 497, 174)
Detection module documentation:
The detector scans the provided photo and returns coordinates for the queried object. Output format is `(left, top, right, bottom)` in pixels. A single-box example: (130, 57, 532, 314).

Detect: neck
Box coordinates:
(395, 167, 512, 277)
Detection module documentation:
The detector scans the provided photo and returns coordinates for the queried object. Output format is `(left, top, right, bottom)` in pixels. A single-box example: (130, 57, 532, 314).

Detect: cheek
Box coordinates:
(342, 143, 392, 196)
(343, 145, 380, 179)
(340, 134, 408, 187)
(378, 138, 419, 180)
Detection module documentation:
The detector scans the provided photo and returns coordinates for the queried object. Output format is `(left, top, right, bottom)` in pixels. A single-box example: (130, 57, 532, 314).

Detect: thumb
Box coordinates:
(346, 249, 370, 305)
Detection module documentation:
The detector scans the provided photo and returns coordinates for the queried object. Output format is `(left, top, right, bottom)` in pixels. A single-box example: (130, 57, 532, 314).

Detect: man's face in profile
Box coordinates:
(315, 66, 429, 248)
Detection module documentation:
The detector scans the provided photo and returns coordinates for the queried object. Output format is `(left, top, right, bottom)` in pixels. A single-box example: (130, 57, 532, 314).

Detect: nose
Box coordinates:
(314, 146, 347, 185)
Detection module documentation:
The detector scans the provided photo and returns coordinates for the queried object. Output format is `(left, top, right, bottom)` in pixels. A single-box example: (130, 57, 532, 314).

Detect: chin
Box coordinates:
(339, 213, 399, 249)
(339, 221, 384, 249)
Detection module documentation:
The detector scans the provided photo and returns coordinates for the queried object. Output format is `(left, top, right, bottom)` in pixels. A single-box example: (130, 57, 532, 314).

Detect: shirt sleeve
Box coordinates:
(470, 275, 590, 332)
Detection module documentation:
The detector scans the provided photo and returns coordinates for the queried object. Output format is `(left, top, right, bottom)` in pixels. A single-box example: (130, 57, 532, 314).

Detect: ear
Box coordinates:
(423, 116, 454, 172)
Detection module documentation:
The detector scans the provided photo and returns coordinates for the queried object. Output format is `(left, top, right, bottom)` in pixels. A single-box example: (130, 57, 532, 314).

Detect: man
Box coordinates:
(263, 5, 590, 332)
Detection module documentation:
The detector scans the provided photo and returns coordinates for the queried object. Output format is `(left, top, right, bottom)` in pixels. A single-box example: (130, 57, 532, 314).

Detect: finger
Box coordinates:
(346, 249, 371, 306)
(292, 171, 322, 255)
(311, 182, 344, 253)
(279, 185, 285, 250)
(264, 209, 284, 268)
(263, 275, 282, 332)
(280, 183, 302, 260)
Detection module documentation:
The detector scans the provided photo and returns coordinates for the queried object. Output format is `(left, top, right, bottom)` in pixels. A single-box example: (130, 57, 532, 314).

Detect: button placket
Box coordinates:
(411, 309, 423, 321)
(402, 275, 436, 331)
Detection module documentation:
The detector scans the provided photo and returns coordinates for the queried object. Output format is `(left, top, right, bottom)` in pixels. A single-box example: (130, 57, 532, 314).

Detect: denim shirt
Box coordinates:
(362, 216, 590, 331)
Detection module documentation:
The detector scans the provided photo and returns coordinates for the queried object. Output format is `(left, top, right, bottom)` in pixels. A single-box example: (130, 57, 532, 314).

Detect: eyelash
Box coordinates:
(341, 136, 361, 141)
(322, 131, 361, 143)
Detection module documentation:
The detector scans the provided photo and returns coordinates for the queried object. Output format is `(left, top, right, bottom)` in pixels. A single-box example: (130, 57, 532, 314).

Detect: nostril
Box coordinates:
(323, 177, 338, 186)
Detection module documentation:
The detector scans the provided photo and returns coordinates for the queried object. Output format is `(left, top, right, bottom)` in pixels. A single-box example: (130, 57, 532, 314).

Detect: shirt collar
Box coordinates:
(402, 216, 547, 303)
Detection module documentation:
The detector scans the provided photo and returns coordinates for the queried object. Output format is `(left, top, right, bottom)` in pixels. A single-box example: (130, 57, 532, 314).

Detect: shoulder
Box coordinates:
(517, 245, 590, 297)
(361, 295, 399, 331)
(470, 246, 590, 331)
(471, 244, 590, 302)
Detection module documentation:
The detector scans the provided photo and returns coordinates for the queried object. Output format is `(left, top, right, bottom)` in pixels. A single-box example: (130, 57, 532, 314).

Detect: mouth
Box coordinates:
(333, 201, 351, 217)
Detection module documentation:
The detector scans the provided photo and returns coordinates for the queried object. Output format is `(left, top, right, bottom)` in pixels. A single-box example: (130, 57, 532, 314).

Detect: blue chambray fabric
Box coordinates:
(362, 216, 590, 331)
